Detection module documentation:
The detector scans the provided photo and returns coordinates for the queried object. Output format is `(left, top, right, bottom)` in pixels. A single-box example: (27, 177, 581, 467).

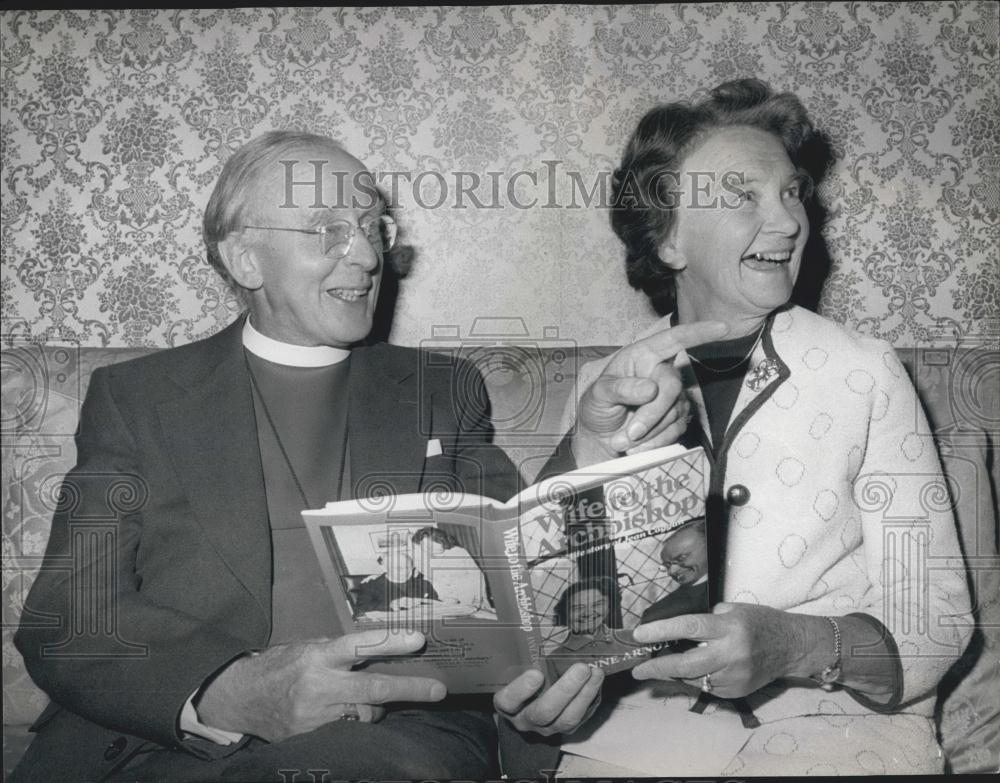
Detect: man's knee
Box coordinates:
(375, 710, 497, 778)
(225, 713, 496, 780)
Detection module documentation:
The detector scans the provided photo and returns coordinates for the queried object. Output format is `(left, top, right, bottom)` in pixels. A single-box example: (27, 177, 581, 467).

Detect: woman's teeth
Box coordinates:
(746, 252, 791, 263)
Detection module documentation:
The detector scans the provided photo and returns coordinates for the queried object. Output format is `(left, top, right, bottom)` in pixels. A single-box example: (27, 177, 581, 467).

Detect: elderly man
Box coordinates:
(640, 518, 709, 624)
(13, 131, 720, 781)
(351, 550, 438, 615)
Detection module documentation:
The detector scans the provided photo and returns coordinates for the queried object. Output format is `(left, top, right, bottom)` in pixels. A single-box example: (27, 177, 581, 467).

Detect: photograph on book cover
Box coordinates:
(313, 519, 498, 625)
(520, 450, 710, 679)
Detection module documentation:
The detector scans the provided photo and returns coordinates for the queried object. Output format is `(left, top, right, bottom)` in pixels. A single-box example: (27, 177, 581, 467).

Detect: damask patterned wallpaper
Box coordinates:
(1, 4, 997, 349)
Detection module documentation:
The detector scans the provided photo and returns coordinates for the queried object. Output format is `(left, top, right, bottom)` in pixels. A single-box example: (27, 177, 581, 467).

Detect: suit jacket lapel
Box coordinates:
(348, 344, 427, 499)
(157, 318, 272, 619)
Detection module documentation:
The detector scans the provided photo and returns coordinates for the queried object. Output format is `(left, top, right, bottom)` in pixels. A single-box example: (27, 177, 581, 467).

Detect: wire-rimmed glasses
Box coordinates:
(242, 214, 397, 258)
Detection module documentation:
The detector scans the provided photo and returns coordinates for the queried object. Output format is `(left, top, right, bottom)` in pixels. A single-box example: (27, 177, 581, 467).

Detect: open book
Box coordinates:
(303, 443, 709, 693)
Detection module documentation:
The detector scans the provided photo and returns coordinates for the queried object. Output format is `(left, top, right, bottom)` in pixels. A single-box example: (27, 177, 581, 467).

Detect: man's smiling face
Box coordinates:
(660, 526, 708, 586)
(239, 144, 385, 347)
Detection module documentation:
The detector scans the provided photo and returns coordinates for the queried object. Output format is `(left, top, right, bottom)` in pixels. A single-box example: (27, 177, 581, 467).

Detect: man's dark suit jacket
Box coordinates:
(13, 315, 561, 780)
(640, 580, 710, 624)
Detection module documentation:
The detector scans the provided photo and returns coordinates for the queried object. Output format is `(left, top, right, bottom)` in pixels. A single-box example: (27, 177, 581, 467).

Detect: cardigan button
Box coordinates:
(104, 737, 128, 760)
(726, 484, 750, 506)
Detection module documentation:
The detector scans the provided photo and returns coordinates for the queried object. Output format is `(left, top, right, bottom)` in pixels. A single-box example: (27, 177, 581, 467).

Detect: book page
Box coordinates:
(303, 489, 502, 519)
(502, 442, 691, 512)
(302, 506, 539, 692)
(303, 510, 499, 627)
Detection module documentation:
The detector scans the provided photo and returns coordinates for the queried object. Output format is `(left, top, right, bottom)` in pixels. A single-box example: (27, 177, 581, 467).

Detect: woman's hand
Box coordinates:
(573, 321, 728, 464)
(631, 603, 813, 699)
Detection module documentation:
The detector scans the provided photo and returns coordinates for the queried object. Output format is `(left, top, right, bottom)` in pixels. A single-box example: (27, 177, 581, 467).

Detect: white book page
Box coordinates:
(302, 491, 500, 517)
(301, 443, 696, 520)
(502, 442, 693, 512)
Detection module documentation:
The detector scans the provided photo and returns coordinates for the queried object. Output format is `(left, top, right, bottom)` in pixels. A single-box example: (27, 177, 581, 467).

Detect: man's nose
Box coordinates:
(343, 234, 381, 272)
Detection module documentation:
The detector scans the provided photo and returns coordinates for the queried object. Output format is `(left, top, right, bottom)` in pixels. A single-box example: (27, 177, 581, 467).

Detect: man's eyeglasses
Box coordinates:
(661, 552, 694, 570)
(242, 214, 397, 258)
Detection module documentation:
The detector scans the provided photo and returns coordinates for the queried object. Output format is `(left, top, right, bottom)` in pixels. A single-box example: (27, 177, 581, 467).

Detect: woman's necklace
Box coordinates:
(686, 324, 765, 375)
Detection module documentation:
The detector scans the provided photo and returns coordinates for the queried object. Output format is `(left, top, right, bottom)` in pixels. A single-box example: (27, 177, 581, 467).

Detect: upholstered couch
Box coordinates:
(3, 338, 998, 776)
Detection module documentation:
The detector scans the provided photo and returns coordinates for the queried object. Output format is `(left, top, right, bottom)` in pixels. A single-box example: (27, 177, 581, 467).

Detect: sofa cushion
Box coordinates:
(2, 724, 34, 781)
(906, 345, 1000, 773)
(2, 346, 149, 727)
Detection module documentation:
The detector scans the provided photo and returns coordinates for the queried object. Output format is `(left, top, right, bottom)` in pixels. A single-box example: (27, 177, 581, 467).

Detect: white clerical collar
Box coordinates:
(242, 318, 350, 367)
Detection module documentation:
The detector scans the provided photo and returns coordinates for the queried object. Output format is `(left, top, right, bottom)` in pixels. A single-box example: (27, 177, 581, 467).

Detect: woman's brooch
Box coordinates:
(746, 358, 780, 391)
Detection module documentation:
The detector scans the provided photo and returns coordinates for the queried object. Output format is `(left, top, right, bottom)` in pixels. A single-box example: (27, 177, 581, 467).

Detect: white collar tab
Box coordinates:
(242, 318, 350, 367)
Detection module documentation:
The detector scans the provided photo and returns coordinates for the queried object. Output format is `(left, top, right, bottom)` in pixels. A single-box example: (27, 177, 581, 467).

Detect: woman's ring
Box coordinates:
(337, 703, 361, 721)
(701, 674, 713, 694)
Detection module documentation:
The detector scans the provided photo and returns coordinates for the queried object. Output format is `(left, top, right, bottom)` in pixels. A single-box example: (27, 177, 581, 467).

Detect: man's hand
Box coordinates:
(630, 603, 810, 699)
(196, 630, 446, 742)
(573, 321, 728, 465)
(494, 664, 603, 737)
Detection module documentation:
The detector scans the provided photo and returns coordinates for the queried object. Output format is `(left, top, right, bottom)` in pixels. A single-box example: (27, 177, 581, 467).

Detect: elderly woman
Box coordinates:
(548, 577, 635, 678)
(566, 79, 972, 775)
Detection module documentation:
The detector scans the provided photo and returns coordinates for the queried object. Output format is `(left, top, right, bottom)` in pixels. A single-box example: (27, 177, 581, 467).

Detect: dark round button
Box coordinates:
(104, 737, 128, 761)
(726, 484, 750, 506)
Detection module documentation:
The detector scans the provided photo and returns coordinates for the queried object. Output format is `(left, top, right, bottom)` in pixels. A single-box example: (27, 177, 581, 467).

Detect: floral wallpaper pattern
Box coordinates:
(1, 3, 997, 349)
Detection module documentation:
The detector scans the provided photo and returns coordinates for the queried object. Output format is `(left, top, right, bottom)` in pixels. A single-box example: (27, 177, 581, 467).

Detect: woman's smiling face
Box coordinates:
(661, 125, 810, 336)
(568, 588, 609, 635)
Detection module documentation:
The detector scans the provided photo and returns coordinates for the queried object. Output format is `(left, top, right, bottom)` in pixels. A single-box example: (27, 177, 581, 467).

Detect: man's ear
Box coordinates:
(218, 232, 263, 290)
(658, 235, 687, 272)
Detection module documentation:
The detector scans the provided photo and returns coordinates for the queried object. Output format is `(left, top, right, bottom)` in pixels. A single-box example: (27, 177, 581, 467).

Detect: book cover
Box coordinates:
(302, 443, 708, 692)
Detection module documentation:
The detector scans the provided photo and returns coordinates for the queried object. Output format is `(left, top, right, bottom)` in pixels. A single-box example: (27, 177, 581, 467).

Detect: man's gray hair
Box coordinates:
(661, 516, 706, 548)
(202, 130, 345, 290)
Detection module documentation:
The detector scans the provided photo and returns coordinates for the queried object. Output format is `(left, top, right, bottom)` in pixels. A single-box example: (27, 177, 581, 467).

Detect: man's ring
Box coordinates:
(337, 703, 361, 721)
(701, 674, 713, 694)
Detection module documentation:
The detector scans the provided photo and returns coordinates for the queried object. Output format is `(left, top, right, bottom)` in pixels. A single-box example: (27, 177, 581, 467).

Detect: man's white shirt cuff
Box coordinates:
(180, 692, 244, 745)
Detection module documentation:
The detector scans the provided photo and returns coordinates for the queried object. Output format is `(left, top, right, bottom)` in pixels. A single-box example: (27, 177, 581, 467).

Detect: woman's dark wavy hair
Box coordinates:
(553, 576, 621, 629)
(611, 79, 816, 314)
